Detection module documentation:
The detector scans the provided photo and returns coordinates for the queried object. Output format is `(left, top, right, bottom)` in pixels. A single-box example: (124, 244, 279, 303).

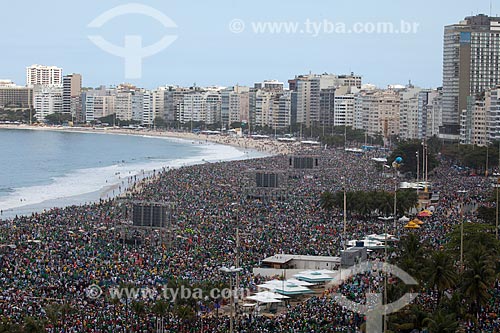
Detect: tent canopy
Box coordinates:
(246, 295, 282, 303)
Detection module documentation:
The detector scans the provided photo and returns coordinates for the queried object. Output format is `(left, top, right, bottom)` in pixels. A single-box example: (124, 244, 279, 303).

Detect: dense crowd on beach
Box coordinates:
(0, 144, 499, 332)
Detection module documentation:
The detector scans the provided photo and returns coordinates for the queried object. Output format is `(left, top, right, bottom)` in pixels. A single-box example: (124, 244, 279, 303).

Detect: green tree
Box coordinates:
(98, 113, 117, 126)
(131, 300, 146, 329)
(22, 317, 45, 333)
(446, 223, 500, 261)
(59, 303, 73, 329)
(424, 251, 458, 307)
(174, 304, 195, 321)
(153, 116, 167, 129)
(389, 140, 439, 176)
(152, 299, 170, 330)
(0, 317, 22, 333)
(461, 247, 496, 316)
(397, 233, 427, 281)
(44, 303, 60, 331)
(422, 310, 458, 333)
(44, 113, 72, 125)
(319, 191, 336, 212)
(396, 189, 418, 215)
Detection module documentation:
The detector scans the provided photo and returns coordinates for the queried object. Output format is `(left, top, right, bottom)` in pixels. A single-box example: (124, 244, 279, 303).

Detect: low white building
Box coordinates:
(33, 85, 63, 121)
(260, 254, 340, 270)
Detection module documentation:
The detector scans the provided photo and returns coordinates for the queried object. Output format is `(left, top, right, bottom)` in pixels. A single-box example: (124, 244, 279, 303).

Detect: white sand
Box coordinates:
(0, 124, 295, 155)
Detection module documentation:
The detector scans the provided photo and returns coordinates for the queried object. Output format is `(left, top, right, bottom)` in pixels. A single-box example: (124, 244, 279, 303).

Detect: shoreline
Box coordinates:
(0, 124, 295, 155)
(0, 125, 285, 218)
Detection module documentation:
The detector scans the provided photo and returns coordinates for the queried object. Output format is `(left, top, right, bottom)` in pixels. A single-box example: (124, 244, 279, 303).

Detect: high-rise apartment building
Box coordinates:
(26, 64, 63, 87)
(441, 14, 500, 139)
(290, 73, 361, 128)
(62, 74, 82, 121)
(333, 86, 360, 127)
(82, 87, 115, 122)
(488, 86, 500, 143)
(221, 86, 250, 125)
(399, 87, 421, 140)
(417, 89, 442, 139)
(460, 96, 488, 145)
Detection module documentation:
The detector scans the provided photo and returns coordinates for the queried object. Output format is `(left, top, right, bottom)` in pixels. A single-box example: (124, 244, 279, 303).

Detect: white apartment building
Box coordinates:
(26, 64, 62, 87)
(83, 87, 115, 122)
(291, 73, 361, 128)
(488, 87, 500, 143)
(115, 92, 133, 121)
(334, 86, 360, 127)
(221, 86, 250, 126)
(204, 92, 221, 125)
(427, 90, 443, 138)
(295, 75, 320, 127)
(361, 89, 400, 137)
(178, 91, 221, 125)
(417, 89, 442, 139)
(460, 97, 488, 145)
(33, 85, 63, 121)
(399, 87, 421, 140)
(274, 90, 292, 129)
(254, 90, 274, 128)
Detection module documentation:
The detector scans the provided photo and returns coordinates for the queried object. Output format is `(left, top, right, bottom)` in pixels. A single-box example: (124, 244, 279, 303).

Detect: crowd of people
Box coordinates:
(0, 144, 498, 332)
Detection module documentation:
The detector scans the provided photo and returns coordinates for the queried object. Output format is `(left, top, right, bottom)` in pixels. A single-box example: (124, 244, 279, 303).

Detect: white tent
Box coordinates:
(252, 291, 290, 300)
(242, 303, 257, 307)
(285, 278, 315, 287)
(398, 216, 410, 222)
(246, 295, 283, 303)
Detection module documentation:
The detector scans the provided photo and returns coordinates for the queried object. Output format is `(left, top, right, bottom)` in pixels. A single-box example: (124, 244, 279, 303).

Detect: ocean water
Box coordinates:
(0, 128, 258, 218)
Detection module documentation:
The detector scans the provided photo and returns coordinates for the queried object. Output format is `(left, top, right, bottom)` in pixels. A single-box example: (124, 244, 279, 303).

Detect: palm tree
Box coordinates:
(422, 310, 458, 333)
(397, 233, 426, 280)
(118, 282, 136, 329)
(22, 317, 45, 333)
(396, 189, 418, 215)
(44, 303, 60, 332)
(152, 299, 169, 332)
(131, 300, 146, 330)
(0, 317, 22, 333)
(388, 304, 428, 332)
(174, 304, 195, 321)
(373, 190, 392, 216)
(424, 251, 458, 307)
(319, 191, 336, 212)
(109, 295, 122, 330)
(349, 191, 371, 217)
(59, 303, 73, 330)
(461, 247, 496, 316)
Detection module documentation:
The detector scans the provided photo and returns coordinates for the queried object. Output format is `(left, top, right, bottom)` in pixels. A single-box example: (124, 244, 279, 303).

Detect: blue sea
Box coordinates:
(0, 128, 259, 218)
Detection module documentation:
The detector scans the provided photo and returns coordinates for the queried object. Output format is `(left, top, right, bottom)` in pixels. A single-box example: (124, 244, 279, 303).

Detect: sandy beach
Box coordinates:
(0, 124, 295, 218)
(0, 124, 296, 155)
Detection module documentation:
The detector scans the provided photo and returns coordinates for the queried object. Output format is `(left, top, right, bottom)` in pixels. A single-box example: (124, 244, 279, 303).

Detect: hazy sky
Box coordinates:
(0, 0, 495, 89)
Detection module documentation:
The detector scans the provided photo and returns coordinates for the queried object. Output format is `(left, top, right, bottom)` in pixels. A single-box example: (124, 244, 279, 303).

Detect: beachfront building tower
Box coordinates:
(441, 14, 500, 141)
(26, 64, 63, 87)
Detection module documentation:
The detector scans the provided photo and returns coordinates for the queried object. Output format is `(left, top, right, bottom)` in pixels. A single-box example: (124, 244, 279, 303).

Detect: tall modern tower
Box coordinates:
(441, 14, 500, 140)
(62, 73, 82, 116)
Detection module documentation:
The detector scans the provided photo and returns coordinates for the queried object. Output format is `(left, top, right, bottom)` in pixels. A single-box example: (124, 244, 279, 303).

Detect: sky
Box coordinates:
(0, 0, 495, 89)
